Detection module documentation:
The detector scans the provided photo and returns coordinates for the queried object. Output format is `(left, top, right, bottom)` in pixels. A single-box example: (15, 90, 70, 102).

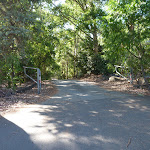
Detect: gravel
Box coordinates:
(0, 80, 57, 115)
(80, 74, 150, 96)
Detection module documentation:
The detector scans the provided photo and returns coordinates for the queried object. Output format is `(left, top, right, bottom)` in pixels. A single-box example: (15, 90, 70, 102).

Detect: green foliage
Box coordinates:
(24, 8, 60, 80)
(0, 0, 58, 88)
(77, 53, 109, 76)
(103, 0, 150, 78)
(0, 52, 23, 89)
(91, 54, 109, 75)
(0, 0, 38, 88)
(1, 0, 149, 88)
(77, 51, 91, 75)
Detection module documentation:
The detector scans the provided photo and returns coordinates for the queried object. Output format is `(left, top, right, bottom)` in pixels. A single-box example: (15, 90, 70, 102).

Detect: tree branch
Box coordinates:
(71, 0, 86, 11)
(0, 6, 6, 16)
(127, 48, 140, 59)
(51, 2, 93, 39)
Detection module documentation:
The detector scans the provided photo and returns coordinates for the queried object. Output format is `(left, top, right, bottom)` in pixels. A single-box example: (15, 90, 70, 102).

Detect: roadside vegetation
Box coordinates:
(0, 0, 150, 91)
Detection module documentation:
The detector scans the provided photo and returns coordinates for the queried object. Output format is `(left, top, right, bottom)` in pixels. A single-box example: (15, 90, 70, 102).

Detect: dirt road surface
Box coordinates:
(0, 80, 150, 150)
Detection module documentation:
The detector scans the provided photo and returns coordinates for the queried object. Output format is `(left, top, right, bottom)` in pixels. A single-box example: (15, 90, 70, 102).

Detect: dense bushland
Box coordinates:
(0, 0, 149, 89)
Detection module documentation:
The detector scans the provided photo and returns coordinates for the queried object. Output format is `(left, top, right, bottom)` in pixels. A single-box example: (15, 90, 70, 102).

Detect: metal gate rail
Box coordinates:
(23, 66, 41, 94)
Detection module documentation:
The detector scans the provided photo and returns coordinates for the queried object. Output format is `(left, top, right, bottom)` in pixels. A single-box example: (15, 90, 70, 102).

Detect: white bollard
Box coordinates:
(37, 68, 41, 94)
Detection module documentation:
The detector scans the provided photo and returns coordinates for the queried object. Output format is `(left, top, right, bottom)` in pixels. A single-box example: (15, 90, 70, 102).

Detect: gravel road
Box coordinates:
(0, 80, 150, 150)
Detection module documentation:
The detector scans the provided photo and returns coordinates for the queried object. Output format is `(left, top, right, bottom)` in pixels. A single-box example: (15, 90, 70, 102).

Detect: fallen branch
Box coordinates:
(127, 137, 132, 148)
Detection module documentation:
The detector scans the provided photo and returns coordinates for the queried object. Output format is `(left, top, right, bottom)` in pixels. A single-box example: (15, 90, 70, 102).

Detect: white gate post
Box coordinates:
(23, 66, 41, 94)
(37, 68, 41, 94)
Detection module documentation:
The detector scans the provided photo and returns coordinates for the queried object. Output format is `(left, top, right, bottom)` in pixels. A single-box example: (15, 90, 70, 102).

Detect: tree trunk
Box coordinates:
(141, 64, 148, 86)
(11, 62, 16, 89)
(93, 23, 98, 54)
(66, 61, 68, 79)
(74, 34, 78, 78)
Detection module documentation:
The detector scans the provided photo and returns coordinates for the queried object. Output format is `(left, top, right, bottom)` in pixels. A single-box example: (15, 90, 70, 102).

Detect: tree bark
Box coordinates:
(66, 61, 68, 79)
(93, 23, 98, 54)
(140, 62, 148, 86)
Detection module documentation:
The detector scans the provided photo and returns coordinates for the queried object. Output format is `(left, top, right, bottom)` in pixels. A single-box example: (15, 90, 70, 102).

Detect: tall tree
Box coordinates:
(0, 0, 41, 87)
(50, 0, 105, 54)
(103, 0, 150, 80)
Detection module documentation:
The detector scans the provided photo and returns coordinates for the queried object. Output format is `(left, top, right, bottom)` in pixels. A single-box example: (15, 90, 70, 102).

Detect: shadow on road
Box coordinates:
(1, 80, 150, 150)
(28, 80, 150, 150)
(0, 116, 40, 150)
(32, 100, 150, 149)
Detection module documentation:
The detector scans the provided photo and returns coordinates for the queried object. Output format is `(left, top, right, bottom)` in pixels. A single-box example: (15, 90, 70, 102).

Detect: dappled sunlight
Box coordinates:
(76, 93, 89, 97)
(124, 103, 149, 111)
(108, 110, 123, 118)
(30, 130, 121, 150)
(64, 95, 73, 100)
(64, 95, 72, 97)
(57, 84, 68, 87)
(91, 90, 101, 94)
(2, 80, 150, 149)
(58, 132, 75, 140)
(3, 98, 150, 150)
(112, 113, 123, 117)
(92, 135, 120, 144)
(51, 96, 62, 99)
(64, 123, 73, 127)
(73, 121, 88, 126)
(109, 109, 115, 112)
(33, 132, 57, 143)
(119, 98, 150, 112)
(4, 105, 57, 134)
(0, 117, 41, 150)
(4, 102, 123, 149)
(89, 111, 99, 114)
